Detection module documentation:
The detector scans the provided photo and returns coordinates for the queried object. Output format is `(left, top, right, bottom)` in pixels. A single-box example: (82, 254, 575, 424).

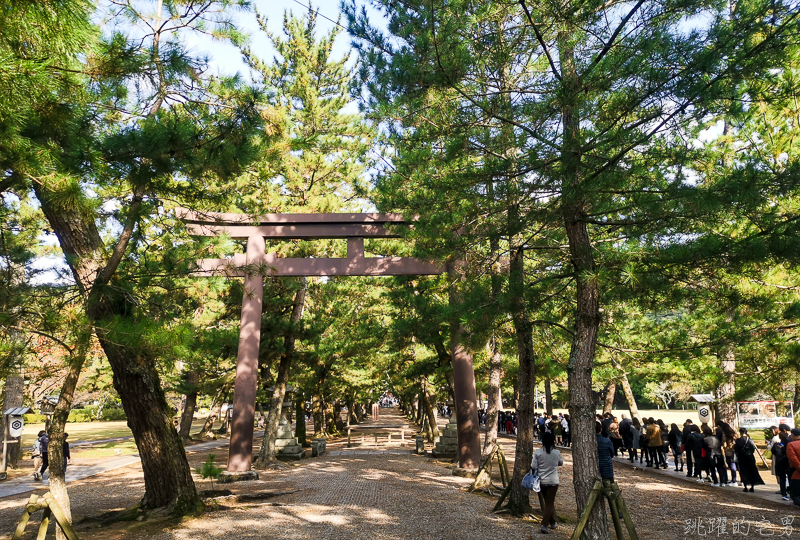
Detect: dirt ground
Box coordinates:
(1, 415, 798, 539)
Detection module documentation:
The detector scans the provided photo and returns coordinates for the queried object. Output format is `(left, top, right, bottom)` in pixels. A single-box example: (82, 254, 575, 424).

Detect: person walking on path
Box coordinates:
(31, 434, 43, 481)
(620, 415, 633, 456)
(735, 428, 764, 492)
(37, 431, 49, 480)
(561, 415, 571, 447)
(531, 432, 563, 534)
(687, 425, 705, 480)
(609, 417, 624, 457)
(647, 418, 666, 469)
(771, 431, 791, 500)
(786, 428, 800, 505)
(717, 420, 738, 486)
(62, 433, 71, 474)
(682, 419, 695, 477)
(702, 425, 726, 486)
(668, 423, 684, 472)
(629, 417, 642, 463)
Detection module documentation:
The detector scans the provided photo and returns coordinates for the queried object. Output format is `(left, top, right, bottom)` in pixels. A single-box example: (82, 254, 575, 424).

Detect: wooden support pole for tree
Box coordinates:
(570, 480, 638, 540)
(12, 492, 79, 540)
(570, 481, 603, 540)
(612, 483, 639, 540)
(607, 494, 624, 539)
(492, 482, 513, 512)
(497, 446, 510, 487)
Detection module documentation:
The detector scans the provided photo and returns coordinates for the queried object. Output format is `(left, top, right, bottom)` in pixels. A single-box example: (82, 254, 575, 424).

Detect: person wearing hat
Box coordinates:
(786, 427, 800, 506)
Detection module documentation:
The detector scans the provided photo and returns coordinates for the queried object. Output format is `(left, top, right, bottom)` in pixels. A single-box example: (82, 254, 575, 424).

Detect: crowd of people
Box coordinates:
(528, 415, 800, 534)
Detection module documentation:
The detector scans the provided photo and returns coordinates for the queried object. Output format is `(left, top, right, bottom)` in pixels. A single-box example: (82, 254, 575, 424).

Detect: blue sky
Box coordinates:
(201, 0, 373, 79)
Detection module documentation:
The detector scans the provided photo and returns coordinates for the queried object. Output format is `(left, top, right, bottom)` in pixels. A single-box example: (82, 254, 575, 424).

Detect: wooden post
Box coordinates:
(13, 492, 80, 540)
(611, 482, 639, 540)
(492, 483, 513, 512)
(12, 494, 38, 540)
(570, 481, 603, 540)
(497, 446, 510, 487)
(607, 495, 624, 540)
(36, 507, 51, 540)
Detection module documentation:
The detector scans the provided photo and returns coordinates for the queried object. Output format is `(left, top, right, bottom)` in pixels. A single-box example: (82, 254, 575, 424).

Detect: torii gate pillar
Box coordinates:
(227, 234, 267, 472)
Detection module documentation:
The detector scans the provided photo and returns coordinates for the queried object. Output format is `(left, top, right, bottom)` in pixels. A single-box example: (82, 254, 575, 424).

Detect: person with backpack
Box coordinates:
(771, 432, 791, 501)
(786, 428, 800, 506)
(735, 428, 764, 492)
(31, 432, 43, 480)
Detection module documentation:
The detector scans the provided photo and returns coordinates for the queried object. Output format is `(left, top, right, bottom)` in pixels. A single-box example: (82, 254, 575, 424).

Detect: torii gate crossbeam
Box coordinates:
(180, 209, 481, 473)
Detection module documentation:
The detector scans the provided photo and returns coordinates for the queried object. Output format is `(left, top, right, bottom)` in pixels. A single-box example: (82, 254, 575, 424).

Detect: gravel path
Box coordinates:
(0, 412, 798, 539)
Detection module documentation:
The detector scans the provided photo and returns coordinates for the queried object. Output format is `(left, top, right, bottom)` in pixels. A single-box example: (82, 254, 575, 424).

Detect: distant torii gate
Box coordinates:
(179, 209, 481, 472)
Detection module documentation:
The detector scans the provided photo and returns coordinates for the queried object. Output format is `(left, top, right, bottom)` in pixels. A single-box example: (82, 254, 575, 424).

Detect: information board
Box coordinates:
(737, 401, 795, 429)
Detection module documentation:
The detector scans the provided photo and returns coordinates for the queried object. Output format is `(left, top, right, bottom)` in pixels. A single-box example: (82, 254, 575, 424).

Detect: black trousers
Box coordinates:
(540, 484, 559, 526)
(790, 479, 800, 506)
(40, 454, 48, 476)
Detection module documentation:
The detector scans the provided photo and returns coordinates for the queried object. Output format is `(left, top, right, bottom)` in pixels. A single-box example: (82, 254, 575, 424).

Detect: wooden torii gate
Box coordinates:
(179, 209, 481, 472)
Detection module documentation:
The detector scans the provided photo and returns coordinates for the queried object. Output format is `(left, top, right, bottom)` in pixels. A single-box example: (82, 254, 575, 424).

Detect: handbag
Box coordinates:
(764, 448, 772, 460)
(522, 469, 541, 492)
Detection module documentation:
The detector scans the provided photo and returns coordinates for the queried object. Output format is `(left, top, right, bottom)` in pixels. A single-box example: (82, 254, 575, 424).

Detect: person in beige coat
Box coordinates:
(531, 432, 564, 534)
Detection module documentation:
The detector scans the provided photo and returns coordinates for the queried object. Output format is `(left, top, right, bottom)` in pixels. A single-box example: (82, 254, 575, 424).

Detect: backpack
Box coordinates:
(742, 439, 756, 457)
(31, 439, 40, 457)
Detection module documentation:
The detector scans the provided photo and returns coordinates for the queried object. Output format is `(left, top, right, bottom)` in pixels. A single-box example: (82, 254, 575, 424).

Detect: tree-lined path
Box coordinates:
(0, 408, 796, 539)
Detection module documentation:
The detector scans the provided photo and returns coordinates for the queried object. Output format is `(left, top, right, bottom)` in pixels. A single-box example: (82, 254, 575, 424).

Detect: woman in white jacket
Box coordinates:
(531, 432, 564, 534)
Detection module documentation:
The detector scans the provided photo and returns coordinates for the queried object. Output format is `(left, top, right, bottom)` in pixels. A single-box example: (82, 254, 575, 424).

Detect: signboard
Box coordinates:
(8, 416, 23, 438)
(737, 401, 795, 430)
(698, 405, 713, 424)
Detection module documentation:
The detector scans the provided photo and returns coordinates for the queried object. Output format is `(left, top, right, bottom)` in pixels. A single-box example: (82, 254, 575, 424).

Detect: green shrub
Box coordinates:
(24, 414, 47, 424)
(101, 407, 127, 421)
(68, 410, 93, 423)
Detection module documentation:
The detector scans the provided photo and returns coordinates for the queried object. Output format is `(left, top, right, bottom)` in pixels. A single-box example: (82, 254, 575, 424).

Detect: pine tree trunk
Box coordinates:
(324, 401, 338, 435)
(178, 371, 199, 442)
(507, 245, 536, 515)
(312, 392, 324, 436)
(93, 324, 200, 513)
(35, 182, 199, 514)
(716, 347, 737, 426)
(483, 334, 502, 452)
(421, 378, 440, 442)
(559, 27, 610, 539)
(603, 380, 616, 415)
(620, 374, 639, 420)
(295, 397, 307, 447)
(46, 330, 91, 540)
(793, 380, 800, 429)
(545, 378, 554, 416)
(355, 402, 364, 422)
(197, 383, 230, 439)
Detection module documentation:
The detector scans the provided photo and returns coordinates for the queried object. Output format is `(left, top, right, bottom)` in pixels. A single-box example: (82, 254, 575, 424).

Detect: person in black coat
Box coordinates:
(682, 419, 695, 477)
(735, 428, 765, 492)
(686, 425, 705, 479)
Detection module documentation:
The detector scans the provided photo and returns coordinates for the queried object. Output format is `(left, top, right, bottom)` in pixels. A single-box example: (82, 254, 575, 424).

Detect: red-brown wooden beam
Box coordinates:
(194, 255, 443, 277)
(177, 208, 408, 226)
